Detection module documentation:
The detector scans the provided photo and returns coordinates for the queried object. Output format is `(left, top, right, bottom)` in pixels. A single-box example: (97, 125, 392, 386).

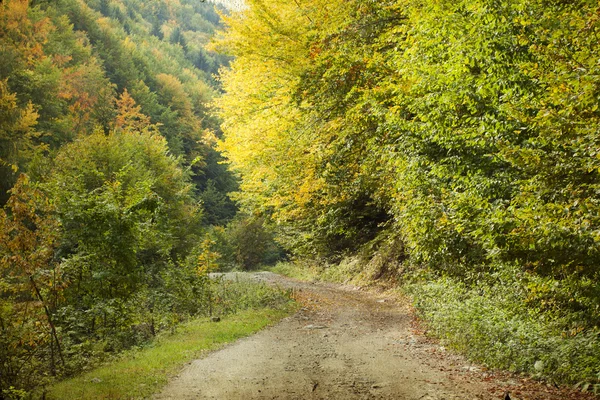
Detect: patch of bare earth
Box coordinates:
(154, 272, 595, 400)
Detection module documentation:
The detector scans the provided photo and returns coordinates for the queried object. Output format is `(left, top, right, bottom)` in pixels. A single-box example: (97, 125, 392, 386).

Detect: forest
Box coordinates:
(2, 0, 600, 397)
(214, 0, 600, 390)
(0, 0, 284, 397)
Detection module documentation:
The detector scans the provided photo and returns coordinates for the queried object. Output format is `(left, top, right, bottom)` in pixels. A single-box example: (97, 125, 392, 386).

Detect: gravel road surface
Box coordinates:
(154, 272, 592, 400)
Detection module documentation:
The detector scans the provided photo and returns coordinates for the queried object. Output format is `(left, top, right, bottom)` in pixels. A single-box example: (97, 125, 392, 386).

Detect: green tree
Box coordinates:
(45, 94, 201, 345)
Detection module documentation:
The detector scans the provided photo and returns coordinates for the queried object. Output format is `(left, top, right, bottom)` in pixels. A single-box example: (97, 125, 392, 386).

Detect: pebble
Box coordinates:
(303, 324, 328, 330)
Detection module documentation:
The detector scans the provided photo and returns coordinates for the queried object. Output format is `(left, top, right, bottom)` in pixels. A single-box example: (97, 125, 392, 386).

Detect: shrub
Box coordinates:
(407, 267, 600, 386)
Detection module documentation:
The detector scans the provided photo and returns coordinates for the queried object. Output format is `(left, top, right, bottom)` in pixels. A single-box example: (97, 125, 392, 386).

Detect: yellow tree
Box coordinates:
(0, 175, 63, 391)
(0, 79, 41, 206)
(115, 88, 154, 133)
(213, 0, 394, 255)
(0, 80, 40, 173)
(213, 0, 349, 246)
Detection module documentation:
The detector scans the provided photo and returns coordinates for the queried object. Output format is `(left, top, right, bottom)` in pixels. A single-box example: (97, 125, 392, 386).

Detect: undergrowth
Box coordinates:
(406, 269, 600, 392)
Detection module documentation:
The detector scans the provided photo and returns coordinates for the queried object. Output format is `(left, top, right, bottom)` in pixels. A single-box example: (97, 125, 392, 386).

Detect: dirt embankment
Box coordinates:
(154, 272, 594, 400)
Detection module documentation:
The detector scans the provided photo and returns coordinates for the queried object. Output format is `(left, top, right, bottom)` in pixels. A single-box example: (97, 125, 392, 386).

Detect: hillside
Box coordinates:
(0, 0, 244, 395)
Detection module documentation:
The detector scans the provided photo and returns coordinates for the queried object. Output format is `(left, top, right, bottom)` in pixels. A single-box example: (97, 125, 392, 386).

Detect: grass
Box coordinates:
(270, 259, 363, 284)
(269, 261, 321, 281)
(46, 306, 295, 400)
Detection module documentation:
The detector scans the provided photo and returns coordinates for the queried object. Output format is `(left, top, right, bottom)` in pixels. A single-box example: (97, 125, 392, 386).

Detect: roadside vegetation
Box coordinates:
(46, 277, 295, 400)
(215, 0, 600, 392)
(407, 273, 600, 390)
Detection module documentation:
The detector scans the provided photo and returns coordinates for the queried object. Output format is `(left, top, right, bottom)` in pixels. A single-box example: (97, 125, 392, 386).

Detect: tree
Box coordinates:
(115, 88, 153, 132)
(213, 0, 392, 257)
(45, 96, 201, 343)
(0, 80, 41, 205)
(0, 175, 62, 394)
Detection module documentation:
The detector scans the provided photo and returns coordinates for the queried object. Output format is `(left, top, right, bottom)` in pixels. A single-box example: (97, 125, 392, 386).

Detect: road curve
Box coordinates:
(154, 272, 588, 400)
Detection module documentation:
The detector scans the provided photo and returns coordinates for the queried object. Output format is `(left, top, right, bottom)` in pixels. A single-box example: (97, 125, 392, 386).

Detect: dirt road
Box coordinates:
(154, 272, 589, 400)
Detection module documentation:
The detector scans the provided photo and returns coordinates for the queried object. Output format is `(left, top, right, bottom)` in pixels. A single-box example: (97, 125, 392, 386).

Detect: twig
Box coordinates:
(29, 276, 65, 368)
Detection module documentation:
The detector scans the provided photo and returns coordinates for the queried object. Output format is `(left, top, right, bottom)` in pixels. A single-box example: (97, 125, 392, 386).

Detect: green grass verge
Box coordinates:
(47, 306, 295, 400)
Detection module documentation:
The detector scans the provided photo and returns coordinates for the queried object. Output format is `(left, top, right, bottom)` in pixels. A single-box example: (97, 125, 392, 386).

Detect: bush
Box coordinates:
(206, 215, 285, 271)
(407, 267, 600, 387)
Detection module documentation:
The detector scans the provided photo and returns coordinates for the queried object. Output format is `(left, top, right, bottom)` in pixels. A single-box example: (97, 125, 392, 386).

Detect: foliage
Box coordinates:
(43, 101, 206, 362)
(270, 261, 322, 282)
(46, 111, 200, 297)
(216, 0, 600, 283)
(196, 237, 222, 276)
(215, 0, 600, 385)
(47, 302, 296, 400)
(0, 0, 237, 214)
(205, 215, 285, 271)
(213, 0, 397, 258)
(0, 80, 41, 204)
(0, 175, 61, 396)
(225, 215, 284, 270)
(407, 269, 600, 386)
(0, 112, 202, 395)
(270, 259, 356, 284)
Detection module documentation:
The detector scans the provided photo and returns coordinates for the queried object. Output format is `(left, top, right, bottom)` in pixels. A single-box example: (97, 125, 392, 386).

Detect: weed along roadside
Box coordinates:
(46, 278, 297, 400)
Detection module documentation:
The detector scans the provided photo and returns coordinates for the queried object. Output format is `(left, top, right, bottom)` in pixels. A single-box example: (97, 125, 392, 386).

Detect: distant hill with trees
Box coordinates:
(0, 0, 257, 396)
